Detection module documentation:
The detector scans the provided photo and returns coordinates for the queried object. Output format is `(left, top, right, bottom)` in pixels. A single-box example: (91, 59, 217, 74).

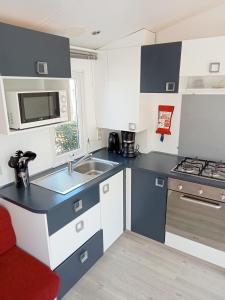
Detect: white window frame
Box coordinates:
(51, 70, 87, 167)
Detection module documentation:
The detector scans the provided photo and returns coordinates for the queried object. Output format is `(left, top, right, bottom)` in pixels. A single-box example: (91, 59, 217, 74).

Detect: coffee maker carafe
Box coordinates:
(121, 131, 136, 158)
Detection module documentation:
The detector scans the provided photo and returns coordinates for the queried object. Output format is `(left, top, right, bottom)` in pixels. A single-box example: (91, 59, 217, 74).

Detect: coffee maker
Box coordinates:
(121, 131, 136, 158)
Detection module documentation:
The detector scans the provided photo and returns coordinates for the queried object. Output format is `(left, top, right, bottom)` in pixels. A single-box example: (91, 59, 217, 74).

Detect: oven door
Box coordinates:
(166, 190, 225, 252)
(19, 92, 60, 125)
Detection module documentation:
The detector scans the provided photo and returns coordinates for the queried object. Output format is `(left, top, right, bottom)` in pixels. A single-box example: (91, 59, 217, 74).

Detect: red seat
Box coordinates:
(0, 206, 60, 300)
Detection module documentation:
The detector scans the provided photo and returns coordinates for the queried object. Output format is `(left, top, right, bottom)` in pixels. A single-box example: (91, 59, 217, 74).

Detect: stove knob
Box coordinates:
(221, 194, 225, 201)
(178, 184, 183, 191)
(198, 189, 204, 195)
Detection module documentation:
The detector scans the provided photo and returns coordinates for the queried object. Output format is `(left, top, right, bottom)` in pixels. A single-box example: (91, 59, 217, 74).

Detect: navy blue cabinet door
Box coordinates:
(131, 169, 167, 243)
(0, 22, 71, 78)
(140, 42, 182, 93)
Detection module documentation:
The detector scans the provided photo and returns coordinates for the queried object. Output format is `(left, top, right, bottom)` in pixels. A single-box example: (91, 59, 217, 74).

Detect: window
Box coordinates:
(55, 121, 80, 155)
(54, 72, 84, 159)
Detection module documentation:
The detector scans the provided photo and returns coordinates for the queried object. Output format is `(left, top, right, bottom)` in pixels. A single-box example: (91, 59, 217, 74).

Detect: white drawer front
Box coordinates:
(49, 203, 101, 269)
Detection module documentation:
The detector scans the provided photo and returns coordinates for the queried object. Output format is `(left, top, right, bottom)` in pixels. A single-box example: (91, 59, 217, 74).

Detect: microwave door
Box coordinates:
(48, 93, 60, 119)
(19, 92, 60, 124)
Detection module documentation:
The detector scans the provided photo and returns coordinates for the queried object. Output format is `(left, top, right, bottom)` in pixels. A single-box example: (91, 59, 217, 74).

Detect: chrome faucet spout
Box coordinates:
(68, 153, 92, 174)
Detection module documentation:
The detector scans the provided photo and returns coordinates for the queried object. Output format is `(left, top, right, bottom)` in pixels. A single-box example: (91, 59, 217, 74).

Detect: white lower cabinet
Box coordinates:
(49, 203, 101, 269)
(100, 171, 124, 251)
(0, 171, 124, 270)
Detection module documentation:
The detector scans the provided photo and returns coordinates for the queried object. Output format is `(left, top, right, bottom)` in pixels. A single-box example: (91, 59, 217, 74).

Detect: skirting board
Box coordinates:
(165, 232, 225, 269)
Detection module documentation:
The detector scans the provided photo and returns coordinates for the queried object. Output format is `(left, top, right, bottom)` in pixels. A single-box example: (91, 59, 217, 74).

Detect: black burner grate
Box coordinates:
(172, 157, 225, 182)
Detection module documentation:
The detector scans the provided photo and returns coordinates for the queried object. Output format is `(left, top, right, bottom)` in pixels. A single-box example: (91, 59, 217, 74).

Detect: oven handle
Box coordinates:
(180, 195, 222, 209)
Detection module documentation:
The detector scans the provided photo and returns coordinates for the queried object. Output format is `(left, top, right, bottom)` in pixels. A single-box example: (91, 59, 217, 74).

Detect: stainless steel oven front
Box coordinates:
(166, 178, 225, 252)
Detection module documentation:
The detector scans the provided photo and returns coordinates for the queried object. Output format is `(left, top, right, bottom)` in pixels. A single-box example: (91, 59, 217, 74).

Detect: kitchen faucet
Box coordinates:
(68, 153, 92, 174)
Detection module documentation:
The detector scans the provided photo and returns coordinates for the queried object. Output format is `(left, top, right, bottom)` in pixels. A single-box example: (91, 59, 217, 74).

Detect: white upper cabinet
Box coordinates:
(95, 47, 146, 132)
(102, 47, 141, 132)
(180, 36, 225, 77)
(95, 29, 155, 132)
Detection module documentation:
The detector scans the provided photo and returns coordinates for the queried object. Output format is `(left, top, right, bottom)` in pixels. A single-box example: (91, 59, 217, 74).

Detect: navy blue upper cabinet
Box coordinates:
(0, 22, 71, 78)
(140, 42, 182, 93)
(131, 169, 167, 243)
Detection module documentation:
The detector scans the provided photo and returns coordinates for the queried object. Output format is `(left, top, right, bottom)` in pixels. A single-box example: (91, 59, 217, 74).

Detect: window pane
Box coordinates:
(55, 76, 81, 156)
(55, 121, 80, 155)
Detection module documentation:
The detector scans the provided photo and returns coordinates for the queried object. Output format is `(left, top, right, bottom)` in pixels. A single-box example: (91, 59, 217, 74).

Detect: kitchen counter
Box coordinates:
(95, 149, 225, 189)
(1, 148, 225, 214)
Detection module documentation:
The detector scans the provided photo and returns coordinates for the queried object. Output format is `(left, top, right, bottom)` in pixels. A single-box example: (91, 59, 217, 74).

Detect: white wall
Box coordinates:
(136, 94, 182, 154)
(0, 58, 106, 187)
(157, 3, 225, 43)
(0, 128, 53, 186)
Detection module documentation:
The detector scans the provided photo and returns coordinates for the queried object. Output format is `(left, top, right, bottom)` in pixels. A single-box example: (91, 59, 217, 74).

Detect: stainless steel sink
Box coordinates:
(31, 158, 119, 194)
(73, 158, 118, 175)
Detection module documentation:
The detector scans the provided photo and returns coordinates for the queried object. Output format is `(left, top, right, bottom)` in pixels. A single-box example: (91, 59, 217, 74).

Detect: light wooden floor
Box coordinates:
(63, 231, 225, 300)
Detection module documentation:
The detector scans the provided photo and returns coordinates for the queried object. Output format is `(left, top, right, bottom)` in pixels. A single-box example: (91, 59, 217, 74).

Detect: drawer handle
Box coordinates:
(36, 61, 48, 75)
(155, 178, 165, 188)
(209, 62, 220, 73)
(75, 220, 84, 233)
(80, 250, 88, 264)
(103, 183, 109, 194)
(74, 199, 83, 213)
(165, 82, 175, 92)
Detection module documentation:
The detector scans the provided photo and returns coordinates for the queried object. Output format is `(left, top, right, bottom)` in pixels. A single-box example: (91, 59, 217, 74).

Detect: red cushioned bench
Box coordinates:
(0, 206, 60, 300)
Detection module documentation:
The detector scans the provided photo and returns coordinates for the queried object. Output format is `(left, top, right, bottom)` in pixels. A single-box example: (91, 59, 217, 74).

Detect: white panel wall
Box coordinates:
(157, 3, 225, 43)
(136, 94, 182, 154)
(0, 128, 53, 186)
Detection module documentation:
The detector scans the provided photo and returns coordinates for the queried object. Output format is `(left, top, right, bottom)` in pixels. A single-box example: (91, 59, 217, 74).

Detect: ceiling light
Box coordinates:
(92, 30, 101, 36)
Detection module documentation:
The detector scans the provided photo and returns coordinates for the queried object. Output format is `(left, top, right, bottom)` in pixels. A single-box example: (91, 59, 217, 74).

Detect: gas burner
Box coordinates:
(172, 157, 225, 182)
(173, 157, 206, 176)
(203, 162, 225, 179)
(182, 163, 196, 173)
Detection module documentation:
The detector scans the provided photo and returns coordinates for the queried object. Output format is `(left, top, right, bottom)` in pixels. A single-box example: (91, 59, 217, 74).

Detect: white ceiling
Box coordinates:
(0, 0, 224, 49)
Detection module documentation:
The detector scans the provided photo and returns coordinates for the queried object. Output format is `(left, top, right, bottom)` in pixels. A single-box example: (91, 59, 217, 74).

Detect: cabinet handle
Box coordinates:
(36, 61, 48, 75)
(165, 82, 176, 92)
(103, 183, 109, 194)
(75, 220, 84, 233)
(73, 199, 83, 213)
(80, 250, 88, 264)
(209, 62, 220, 73)
(128, 123, 136, 131)
(155, 178, 165, 188)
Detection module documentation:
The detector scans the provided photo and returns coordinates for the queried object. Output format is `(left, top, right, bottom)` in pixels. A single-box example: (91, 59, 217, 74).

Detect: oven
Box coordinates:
(166, 178, 225, 253)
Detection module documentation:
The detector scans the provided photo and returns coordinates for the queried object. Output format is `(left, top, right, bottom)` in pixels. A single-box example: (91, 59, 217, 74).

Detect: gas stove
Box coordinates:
(172, 157, 225, 181)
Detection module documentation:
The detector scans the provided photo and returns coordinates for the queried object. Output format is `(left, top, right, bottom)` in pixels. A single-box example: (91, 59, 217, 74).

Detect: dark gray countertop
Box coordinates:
(1, 148, 225, 214)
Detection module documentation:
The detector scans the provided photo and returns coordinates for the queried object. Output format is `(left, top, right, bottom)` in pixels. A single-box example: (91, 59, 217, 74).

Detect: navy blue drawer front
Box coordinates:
(55, 230, 103, 299)
(47, 184, 99, 235)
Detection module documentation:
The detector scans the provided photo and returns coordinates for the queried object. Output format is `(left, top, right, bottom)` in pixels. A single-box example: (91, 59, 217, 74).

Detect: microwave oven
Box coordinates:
(6, 90, 69, 130)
